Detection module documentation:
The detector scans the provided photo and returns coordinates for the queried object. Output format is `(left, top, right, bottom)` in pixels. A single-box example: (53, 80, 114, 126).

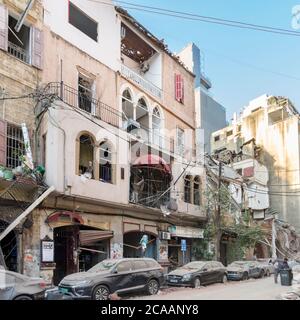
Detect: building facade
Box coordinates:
(211, 94, 300, 234)
(0, 0, 207, 283)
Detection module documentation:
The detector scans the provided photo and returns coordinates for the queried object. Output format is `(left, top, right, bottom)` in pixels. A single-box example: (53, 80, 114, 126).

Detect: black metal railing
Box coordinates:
(44, 82, 122, 128)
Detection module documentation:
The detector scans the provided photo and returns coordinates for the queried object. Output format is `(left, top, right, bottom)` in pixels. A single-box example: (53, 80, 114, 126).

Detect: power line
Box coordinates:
(89, 0, 300, 37)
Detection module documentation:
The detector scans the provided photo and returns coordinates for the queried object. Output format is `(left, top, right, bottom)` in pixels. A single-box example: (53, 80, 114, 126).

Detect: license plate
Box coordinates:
(59, 288, 69, 294)
(170, 279, 178, 283)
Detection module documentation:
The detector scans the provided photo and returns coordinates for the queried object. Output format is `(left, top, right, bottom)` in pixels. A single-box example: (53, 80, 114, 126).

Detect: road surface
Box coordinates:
(128, 277, 289, 300)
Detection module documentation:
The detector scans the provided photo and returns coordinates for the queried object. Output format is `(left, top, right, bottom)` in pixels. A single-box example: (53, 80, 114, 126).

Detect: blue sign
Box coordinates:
(181, 239, 187, 252)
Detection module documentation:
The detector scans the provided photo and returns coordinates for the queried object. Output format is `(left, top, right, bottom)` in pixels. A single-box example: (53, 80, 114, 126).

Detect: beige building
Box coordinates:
(211, 94, 300, 233)
(0, 0, 207, 283)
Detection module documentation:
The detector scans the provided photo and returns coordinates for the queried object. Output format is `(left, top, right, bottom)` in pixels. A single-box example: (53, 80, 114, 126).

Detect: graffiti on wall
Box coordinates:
(111, 243, 123, 259)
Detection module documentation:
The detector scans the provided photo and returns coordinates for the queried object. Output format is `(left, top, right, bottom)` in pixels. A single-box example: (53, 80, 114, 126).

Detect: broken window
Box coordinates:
(79, 134, 94, 179)
(226, 130, 233, 137)
(6, 123, 25, 169)
(268, 108, 289, 125)
(99, 141, 113, 184)
(176, 127, 185, 155)
(78, 74, 93, 113)
(184, 175, 192, 204)
(193, 176, 201, 206)
(152, 107, 162, 147)
(8, 15, 30, 63)
(69, 2, 98, 42)
(122, 89, 135, 132)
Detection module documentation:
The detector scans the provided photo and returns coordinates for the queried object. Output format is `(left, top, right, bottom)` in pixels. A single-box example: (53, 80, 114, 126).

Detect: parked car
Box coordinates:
(167, 261, 227, 288)
(57, 258, 164, 300)
(227, 261, 264, 281)
(0, 268, 49, 300)
(257, 259, 275, 277)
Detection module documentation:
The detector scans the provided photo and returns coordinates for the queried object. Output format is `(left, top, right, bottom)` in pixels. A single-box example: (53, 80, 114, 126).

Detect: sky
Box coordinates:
(115, 0, 300, 120)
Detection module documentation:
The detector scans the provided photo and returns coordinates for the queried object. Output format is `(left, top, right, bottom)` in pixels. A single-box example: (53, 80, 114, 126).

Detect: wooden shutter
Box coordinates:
(0, 4, 8, 52)
(31, 27, 43, 69)
(175, 74, 184, 103)
(0, 119, 7, 166)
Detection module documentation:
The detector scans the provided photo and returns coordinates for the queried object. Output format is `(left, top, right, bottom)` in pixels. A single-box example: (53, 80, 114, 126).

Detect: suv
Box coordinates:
(57, 258, 164, 300)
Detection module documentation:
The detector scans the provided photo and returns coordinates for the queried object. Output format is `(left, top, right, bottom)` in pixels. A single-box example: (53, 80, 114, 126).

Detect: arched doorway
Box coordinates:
(123, 231, 157, 259)
(0, 220, 18, 272)
(52, 221, 113, 285)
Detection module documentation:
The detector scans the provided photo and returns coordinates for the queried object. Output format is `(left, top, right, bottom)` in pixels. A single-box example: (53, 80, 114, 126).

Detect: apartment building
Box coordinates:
(0, 0, 208, 283)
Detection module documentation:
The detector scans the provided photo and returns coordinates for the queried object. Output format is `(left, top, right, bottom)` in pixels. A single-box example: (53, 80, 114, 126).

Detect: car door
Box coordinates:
(131, 260, 149, 289)
(248, 263, 259, 278)
(113, 261, 135, 293)
(0, 271, 16, 300)
(199, 263, 212, 285)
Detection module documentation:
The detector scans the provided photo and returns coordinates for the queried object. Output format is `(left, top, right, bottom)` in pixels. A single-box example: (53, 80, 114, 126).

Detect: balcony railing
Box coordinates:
(8, 41, 30, 64)
(121, 64, 162, 100)
(44, 82, 122, 128)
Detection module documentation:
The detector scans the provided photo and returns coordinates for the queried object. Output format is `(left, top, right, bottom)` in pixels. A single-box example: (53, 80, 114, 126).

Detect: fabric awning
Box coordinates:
(133, 154, 171, 174)
(79, 230, 113, 246)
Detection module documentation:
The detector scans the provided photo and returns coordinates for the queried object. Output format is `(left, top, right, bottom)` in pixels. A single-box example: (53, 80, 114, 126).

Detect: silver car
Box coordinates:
(0, 268, 49, 300)
(257, 259, 275, 277)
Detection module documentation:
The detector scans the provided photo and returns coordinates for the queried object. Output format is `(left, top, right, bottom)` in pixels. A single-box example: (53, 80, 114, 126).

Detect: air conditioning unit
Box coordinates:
(140, 62, 150, 74)
(159, 231, 171, 240)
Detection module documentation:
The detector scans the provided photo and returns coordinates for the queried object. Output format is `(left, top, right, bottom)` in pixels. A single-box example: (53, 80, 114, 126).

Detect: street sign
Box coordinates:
(181, 239, 187, 252)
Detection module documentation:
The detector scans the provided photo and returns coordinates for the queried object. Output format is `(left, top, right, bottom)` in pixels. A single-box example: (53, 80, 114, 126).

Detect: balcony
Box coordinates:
(8, 41, 30, 64)
(121, 64, 162, 100)
(44, 82, 122, 128)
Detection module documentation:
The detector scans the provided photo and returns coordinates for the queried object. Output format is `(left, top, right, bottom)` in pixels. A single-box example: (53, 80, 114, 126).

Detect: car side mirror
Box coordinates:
(112, 269, 118, 274)
(202, 268, 207, 272)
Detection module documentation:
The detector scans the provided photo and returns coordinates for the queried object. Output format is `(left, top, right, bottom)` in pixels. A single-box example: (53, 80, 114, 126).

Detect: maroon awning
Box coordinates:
(133, 154, 171, 174)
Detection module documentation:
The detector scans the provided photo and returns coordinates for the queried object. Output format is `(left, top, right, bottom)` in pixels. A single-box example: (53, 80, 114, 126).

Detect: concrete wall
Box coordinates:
(43, 0, 120, 72)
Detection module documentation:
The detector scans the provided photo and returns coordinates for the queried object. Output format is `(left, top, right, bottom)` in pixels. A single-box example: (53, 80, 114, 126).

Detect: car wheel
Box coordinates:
(93, 285, 110, 301)
(193, 277, 201, 289)
(14, 295, 33, 301)
(146, 279, 160, 295)
(242, 272, 249, 281)
(259, 270, 264, 278)
(222, 274, 228, 284)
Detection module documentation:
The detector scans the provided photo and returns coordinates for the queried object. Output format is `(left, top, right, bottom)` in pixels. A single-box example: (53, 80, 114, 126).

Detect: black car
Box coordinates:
(167, 261, 227, 288)
(57, 258, 164, 300)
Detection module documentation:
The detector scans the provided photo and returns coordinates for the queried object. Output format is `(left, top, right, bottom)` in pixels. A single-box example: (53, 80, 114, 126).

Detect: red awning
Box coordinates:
(133, 154, 171, 174)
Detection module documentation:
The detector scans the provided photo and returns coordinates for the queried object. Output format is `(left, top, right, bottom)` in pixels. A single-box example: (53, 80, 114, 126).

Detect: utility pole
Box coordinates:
(271, 217, 277, 260)
(215, 161, 222, 262)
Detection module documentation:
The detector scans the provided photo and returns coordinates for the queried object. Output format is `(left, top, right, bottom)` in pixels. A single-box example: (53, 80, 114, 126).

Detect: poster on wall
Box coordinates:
(158, 244, 168, 261)
(41, 238, 54, 263)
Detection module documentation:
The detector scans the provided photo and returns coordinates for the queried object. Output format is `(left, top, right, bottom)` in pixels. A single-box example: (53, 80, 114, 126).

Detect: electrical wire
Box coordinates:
(88, 0, 300, 37)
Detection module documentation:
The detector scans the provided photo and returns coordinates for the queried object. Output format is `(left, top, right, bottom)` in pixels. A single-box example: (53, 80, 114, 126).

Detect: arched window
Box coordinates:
(79, 134, 94, 179)
(136, 97, 150, 140)
(122, 90, 134, 129)
(193, 176, 201, 206)
(184, 175, 192, 204)
(152, 107, 162, 147)
(99, 141, 113, 183)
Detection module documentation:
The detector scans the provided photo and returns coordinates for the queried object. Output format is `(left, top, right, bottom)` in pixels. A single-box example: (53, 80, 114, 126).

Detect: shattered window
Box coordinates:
(193, 176, 201, 206)
(78, 75, 93, 113)
(184, 175, 192, 204)
(79, 134, 94, 179)
(6, 124, 25, 169)
(99, 141, 113, 184)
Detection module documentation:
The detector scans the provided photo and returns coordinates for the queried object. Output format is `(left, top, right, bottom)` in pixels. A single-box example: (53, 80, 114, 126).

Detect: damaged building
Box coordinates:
(1, 0, 208, 283)
(211, 94, 300, 261)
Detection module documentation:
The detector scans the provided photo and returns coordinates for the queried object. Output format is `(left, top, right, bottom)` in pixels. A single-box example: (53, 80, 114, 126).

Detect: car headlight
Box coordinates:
(182, 274, 192, 281)
(74, 280, 92, 286)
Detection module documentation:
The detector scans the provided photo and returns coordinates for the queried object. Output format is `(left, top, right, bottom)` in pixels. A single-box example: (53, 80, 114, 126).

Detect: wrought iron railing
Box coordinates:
(121, 64, 162, 100)
(44, 82, 122, 128)
(8, 41, 29, 64)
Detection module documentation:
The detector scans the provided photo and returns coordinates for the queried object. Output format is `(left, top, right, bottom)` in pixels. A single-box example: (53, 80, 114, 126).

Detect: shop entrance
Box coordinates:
(0, 220, 18, 272)
(53, 225, 111, 285)
(123, 232, 157, 259)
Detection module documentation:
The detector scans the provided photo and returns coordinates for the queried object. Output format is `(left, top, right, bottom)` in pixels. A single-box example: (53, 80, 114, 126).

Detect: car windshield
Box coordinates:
(182, 262, 206, 270)
(229, 262, 248, 267)
(88, 260, 117, 273)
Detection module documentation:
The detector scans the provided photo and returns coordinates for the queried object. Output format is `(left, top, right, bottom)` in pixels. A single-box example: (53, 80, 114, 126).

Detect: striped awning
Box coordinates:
(79, 230, 113, 246)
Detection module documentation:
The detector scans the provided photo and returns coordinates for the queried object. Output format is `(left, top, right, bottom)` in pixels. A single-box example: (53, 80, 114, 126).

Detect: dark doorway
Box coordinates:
(0, 221, 18, 272)
(53, 225, 111, 285)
